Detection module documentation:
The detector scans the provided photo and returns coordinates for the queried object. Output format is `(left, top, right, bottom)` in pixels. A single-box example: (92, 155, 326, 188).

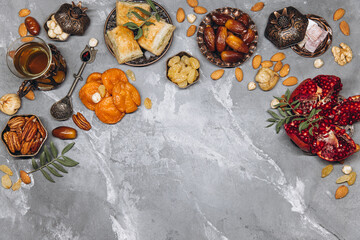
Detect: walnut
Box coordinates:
(332, 43, 352, 66)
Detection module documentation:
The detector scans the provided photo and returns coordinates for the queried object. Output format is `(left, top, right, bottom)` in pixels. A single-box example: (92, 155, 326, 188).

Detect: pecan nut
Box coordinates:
(25, 123, 38, 142)
(8, 116, 25, 129)
(5, 132, 16, 153)
(10, 132, 21, 152)
(72, 112, 91, 131)
(20, 141, 31, 155)
(36, 121, 46, 138)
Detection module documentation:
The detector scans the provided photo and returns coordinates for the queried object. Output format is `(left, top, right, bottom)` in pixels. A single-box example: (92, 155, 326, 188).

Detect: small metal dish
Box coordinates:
(1, 115, 48, 158)
(291, 15, 332, 58)
(166, 52, 200, 89)
(43, 13, 70, 42)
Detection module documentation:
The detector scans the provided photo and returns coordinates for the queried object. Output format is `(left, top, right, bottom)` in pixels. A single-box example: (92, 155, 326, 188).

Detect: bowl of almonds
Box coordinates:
(1, 115, 47, 158)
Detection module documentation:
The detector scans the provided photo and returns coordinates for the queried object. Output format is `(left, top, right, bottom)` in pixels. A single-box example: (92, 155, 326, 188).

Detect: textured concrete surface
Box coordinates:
(0, 0, 360, 239)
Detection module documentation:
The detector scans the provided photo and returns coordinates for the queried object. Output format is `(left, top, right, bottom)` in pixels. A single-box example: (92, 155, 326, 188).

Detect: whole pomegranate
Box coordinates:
(272, 75, 359, 162)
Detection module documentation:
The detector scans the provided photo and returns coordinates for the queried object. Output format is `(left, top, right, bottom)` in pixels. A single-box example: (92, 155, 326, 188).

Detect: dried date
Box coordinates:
(226, 35, 249, 53)
(216, 26, 228, 53)
(204, 25, 216, 52)
(211, 13, 233, 26)
(225, 19, 247, 35)
(221, 51, 244, 63)
(24, 17, 40, 36)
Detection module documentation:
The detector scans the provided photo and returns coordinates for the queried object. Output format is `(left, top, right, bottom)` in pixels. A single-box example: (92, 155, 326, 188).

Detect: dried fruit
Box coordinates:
(211, 13, 232, 26)
(0, 94, 21, 115)
(242, 29, 255, 44)
(279, 64, 290, 77)
(0, 165, 13, 176)
(144, 98, 152, 109)
(19, 8, 31, 17)
(18, 23, 27, 37)
(187, 25, 197, 37)
(270, 53, 286, 62)
(226, 34, 249, 53)
(194, 6, 207, 14)
(248, 82, 256, 91)
(283, 77, 298, 86)
(261, 61, 273, 68)
(252, 55, 262, 69)
(25, 16, 41, 36)
(255, 68, 279, 91)
(98, 85, 106, 98)
(348, 171, 357, 186)
(335, 185, 348, 199)
(273, 61, 283, 72)
(314, 59, 324, 69)
(52, 126, 77, 140)
(211, 69, 225, 80)
(24, 90, 35, 100)
(186, 0, 198, 8)
(216, 26, 227, 52)
(12, 179, 22, 191)
(342, 165, 352, 175)
(339, 21, 350, 36)
(225, 19, 247, 35)
(126, 70, 136, 82)
(336, 174, 351, 184)
(72, 112, 91, 131)
(204, 25, 216, 52)
(220, 51, 243, 63)
(235, 68, 243, 82)
(1, 175, 12, 189)
(176, 8, 185, 23)
(332, 43, 352, 66)
(321, 164, 333, 178)
(251, 2, 264, 12)
(333, 8, 345, 21)
(20, 170, 31, 184)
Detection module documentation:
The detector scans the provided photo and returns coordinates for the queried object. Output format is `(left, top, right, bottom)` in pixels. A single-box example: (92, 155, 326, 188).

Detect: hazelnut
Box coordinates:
(89, 38, 99, 48)
(342, 165, 352, 175)
(187, 14, 197, 23)
(248, 82, 256, 91)
(314, 59, 324, 69)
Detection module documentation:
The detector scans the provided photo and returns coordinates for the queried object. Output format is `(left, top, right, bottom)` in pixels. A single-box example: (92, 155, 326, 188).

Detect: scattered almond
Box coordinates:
(348, 171, 356, 186)
(144, 98, 152, 109)
(251, 2, 264, 12)
(321, 164, 333, 178)
(194, 6, 207, 14)
(2, 175, 12, 189)
(279, 64, 290, 77)
(335, 185, 348, 199)
(235, 68, 243, 82)
(25, 90, 35, 100)
(187, 25, 197, 37)
(261, 61, 273, 68)
(187, 0, 198, 8)
(282, 76, 298, 86)
(333, 8, 345, 21)
(12, 179, 22, 191)
(273, 61, 283, 72)
(18, 8, 31, 17)
(18, 23, 27, 37)
(211, 69, 225, 80)
(20, 170, 31, 184)
(252, 55, 262, 69)
(176, 8, 185, 23)
(270, 52, 286, 62)
(340, 21, 350, 36)
(336, 174, 351, 184)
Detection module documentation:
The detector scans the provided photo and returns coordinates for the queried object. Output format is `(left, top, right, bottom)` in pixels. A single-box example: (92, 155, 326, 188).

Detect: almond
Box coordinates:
(251, 2, 264, 12)
(1, 175, 12, 189)
(252, 55, 262, 69)
(187, 25, 197, 37)
(273, 61, 283, 72)
(235, 68, 243, 82)
(211, 69, 225, 80)
(270, 52, 286, 62)
(335, 185, 348, 199)
(25, 90, 35, 100)
(187, 0, 198, 8)
(20, 170, 31, 184)
(176, 8, 185, 23)
(282, 76, 298, 86)
(279, 64, 290, 77)
(333, 8, 345, 21)
(340, 21, 350, 36)
(194, 6, 207, 14)
(18, 8, 31, 17)
(18, 23, 27, 37)
(261, 60, 273, 68)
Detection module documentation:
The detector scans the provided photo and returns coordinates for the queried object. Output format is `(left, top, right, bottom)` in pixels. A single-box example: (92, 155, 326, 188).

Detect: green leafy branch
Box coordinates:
(27, 142, 79, 183)
(123, 0, 161, 40)
(266, 89, 322, 135)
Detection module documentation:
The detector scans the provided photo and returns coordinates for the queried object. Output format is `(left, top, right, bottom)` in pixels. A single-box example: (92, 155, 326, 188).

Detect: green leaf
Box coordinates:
(40, 169, 55, 183)
(40, 152, 46, 166)
(57, 156, 79, 167)
(62, 143, 75, 155)
(44, 146, 52, 163)
(146, 0, 158, 13)
(293, 117, 305, 121)
(293, 102, 301, 110)
(47, 166, 63, 177)
(267, 110, 281, 120)
(134, 7, 152, 16)
(312, 118, 321, 124)
(50, 141, 58, 158)
(266, 123, 275, 128)
(309, 126, 314, 136)
(123, 22, 139, 30)
(299, 121, 309, 132)
(155, 13, 160, 22)
(315, 109, 322, 115)
(285, 89, 291, 101)
(275, 119, 285, 133)
(144, 21, 155, 26)
(290, 100, 299, 106)
(279, 108, 287, 117)
(267, 118, 277, 122)
(309, 108, 317, 118)
(134, 28, 143, 40)
(131, 11, 146, 21)
(285, 117, 291, 124)
(274, 96, 284, 101)
(52, 162, 68, 174)
(275, 102, 288, 107)
(286, 111, 292, 116)
(32, 159, 38, 170)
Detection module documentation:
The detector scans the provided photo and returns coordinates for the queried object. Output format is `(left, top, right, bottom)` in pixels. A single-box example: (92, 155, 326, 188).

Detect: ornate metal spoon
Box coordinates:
(50, 38, 98, 121)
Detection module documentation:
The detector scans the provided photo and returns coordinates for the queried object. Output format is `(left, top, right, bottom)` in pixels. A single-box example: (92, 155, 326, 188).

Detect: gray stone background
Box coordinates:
(0, 0, 359, 239)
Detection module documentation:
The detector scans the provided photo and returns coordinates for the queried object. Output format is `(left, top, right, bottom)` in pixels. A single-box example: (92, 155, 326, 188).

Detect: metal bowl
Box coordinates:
(166, 52, 200, 89)
(43, 13, 70, 42)
(1, 115, 48, 158)
(197, 7, 258, 68)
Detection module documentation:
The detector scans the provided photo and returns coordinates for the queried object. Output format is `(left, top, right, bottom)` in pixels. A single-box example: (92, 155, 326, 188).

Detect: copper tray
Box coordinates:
(291, 14, 332, 58)
(104, 0, 173, 67)
(197, 7, 258, 68)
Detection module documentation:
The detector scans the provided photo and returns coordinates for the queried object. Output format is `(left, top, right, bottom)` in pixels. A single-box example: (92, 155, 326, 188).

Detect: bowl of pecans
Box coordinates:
(1, 115, 48, 158)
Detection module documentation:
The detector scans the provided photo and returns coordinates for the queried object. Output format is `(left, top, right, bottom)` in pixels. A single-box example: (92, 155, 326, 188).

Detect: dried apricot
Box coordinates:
(95, 97, 125, 124)
(86, 72, 102, 84)
(112, 82, 141, 113)
(79, 82, 102, 111)
(102, 68, 128, 95)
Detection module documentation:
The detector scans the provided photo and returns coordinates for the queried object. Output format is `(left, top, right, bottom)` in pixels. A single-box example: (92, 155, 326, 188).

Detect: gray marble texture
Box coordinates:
(0, 0, 360, 239)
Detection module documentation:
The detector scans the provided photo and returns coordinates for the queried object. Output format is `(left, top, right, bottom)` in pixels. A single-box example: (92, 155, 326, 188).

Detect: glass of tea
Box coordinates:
(6, 36, 52, 80)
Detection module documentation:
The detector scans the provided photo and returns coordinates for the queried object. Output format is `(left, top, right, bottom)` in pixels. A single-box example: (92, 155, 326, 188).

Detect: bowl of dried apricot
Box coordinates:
(166, 52, 200, 88)
(1, 115, 47, 158)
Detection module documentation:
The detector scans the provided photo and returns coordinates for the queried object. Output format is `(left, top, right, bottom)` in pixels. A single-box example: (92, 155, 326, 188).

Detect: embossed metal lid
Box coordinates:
(264, 6, 308, 49)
